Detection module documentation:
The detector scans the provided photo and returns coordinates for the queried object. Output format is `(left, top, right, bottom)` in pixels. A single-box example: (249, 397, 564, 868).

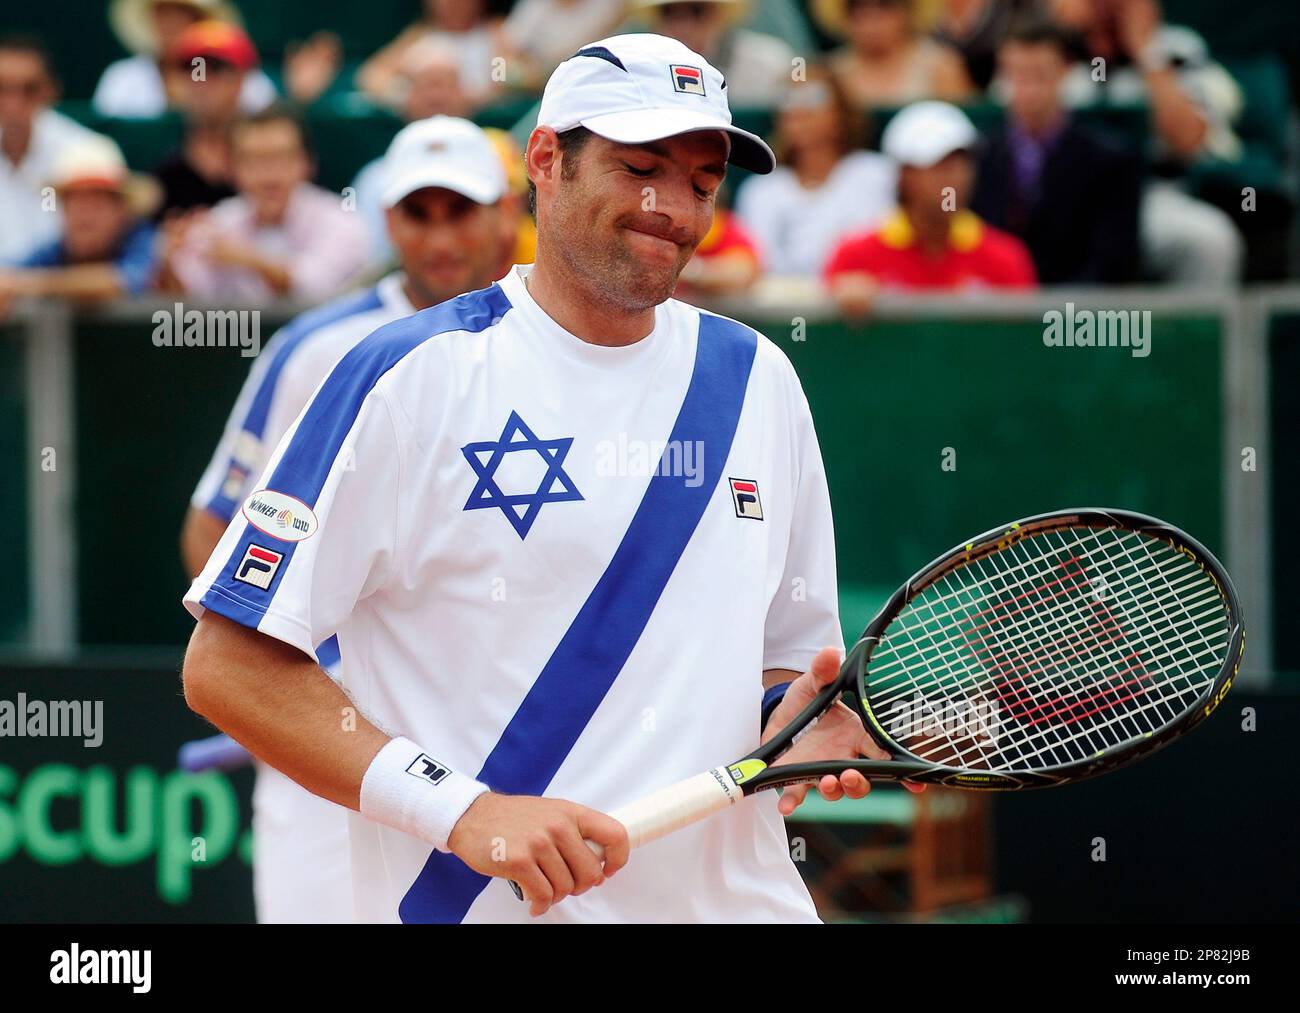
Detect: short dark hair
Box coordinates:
(1001, 15, 1075, 59)
(0, 33, 57, 82)
(229, 102, 314, 158)
(527, 126, 595, 217)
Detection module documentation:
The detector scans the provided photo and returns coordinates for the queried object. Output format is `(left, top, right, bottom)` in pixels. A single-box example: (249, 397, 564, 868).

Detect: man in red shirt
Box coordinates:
(825, 100, 1036, 315)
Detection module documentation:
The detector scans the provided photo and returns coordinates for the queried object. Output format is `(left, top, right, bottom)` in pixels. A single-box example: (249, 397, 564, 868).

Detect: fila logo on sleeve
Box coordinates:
(235, 544, 283, 589)
(405, 753, 450, 786)
(670, 64, 705, 95)
(729, 478, 763, 520)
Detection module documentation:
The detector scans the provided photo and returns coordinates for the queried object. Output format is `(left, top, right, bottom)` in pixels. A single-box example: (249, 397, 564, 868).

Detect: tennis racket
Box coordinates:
(512, 508, 1243, 897)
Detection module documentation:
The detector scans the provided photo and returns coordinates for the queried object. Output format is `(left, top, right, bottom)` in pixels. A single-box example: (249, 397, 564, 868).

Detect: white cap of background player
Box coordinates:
(880, 101, 980, 169)
(381, 115, 508, 208)
(536, 33, 776, 175)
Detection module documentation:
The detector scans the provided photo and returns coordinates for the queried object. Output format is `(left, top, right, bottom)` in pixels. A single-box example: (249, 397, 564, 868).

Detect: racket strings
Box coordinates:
(893, 530, 1226, 769)
(947, 529, 1218, 768)
(864, 526, 1230, 773)
(906, 529, 1222, 768)
(871, 552, 1217, 697)
(871, 530, 1220, 700)
(869, 549, 1221, 729)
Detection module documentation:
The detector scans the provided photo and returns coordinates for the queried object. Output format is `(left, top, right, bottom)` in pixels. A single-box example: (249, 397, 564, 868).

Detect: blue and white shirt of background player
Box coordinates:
(184, 264, 843, 924)
(191, 271, 417, 675)
(188, 272, 414, 923)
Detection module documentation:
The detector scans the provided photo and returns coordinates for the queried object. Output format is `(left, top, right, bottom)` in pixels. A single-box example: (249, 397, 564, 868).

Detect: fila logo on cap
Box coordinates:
(235, 544, 283, 589)
(405, 752, 450, 786)
(670, 64, 705, 95)
(729, 477, 763, 520)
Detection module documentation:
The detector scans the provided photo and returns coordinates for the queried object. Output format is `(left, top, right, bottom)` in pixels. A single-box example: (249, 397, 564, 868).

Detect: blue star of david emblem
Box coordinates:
(461, 411, 583, 538)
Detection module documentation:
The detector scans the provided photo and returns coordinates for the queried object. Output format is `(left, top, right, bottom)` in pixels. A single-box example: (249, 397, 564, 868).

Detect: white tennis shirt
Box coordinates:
(185, 264, 842, 923)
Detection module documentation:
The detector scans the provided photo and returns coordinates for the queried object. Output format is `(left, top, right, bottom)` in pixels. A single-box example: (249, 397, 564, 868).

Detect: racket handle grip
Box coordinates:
(509, 766, 742, 901)
(603, 765, 743, 852)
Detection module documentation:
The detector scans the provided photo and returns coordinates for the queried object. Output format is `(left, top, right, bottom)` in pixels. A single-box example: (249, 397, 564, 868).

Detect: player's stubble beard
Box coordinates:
(543, 175, 697, 315)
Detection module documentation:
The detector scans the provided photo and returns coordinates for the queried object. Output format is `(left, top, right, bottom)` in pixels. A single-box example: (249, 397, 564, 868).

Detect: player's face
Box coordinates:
(546, 131, 728, 311)
(386, 186, 504, 307)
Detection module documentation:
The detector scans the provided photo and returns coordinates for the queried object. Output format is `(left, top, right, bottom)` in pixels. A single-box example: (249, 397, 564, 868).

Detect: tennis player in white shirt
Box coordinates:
(182, 34, 909, 923)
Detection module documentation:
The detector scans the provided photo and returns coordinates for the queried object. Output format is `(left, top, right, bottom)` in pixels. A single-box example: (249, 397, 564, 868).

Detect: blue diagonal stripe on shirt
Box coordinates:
(398, 312, 759, 924)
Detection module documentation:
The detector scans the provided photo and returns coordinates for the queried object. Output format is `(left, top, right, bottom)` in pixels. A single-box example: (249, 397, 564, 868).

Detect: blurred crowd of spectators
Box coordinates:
(0, 0, 1290, 319)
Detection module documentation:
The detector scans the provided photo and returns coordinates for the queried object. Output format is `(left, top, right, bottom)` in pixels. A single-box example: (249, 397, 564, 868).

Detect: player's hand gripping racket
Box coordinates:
(510, 508, 1244, 899)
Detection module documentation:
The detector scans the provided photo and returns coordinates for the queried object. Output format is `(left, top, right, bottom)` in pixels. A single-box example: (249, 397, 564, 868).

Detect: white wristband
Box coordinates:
(359, 737, 489, 852)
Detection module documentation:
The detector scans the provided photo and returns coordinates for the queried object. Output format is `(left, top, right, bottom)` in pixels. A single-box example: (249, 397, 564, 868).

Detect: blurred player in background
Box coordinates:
(181, 34, 910, 924)
(179, 115, 513, 922)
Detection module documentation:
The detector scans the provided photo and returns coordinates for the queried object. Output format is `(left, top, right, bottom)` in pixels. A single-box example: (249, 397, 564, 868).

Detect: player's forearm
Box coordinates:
(182, 611, 387, 809)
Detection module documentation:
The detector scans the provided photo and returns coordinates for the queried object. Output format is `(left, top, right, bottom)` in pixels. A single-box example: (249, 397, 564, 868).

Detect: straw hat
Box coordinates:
(48, 134, 162, 219)
(629, 0, 751, 28)
(812, 0, 938, 41)
(109, 0, 245, 56)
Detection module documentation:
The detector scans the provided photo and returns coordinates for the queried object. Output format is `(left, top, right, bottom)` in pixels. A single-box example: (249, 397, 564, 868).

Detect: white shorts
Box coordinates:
(252, 761, 354, 923)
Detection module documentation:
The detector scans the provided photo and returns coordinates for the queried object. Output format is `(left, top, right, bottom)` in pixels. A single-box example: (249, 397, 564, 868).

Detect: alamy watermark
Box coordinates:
(0, 693, 103, 747)
(595, 435, 704, 487)
(1043, 302, 1151, 358)
(152, 302, 262, 358)
(886, 693, 1003, 746)
(50, 944, 150, 992)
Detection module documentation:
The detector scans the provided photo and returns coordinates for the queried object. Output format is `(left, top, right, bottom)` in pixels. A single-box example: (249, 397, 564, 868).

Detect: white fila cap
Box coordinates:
(536, 33, 776, 175)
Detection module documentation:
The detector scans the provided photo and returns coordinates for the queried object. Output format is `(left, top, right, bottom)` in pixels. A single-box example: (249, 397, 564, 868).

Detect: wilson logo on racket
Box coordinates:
(728, 478, 763, 520)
